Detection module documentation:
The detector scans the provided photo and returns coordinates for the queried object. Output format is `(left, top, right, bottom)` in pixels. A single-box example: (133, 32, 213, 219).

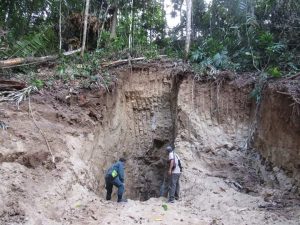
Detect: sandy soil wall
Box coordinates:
(175, 75, 254, 152)
(89, 63, 178, 200)
(254, 82, 300, 184)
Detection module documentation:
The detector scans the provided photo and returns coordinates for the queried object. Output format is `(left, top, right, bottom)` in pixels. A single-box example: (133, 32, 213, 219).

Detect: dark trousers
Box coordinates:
(169, 173, 180, 201)
(160, 175, 170, 197)
(105, 176, 124, 201)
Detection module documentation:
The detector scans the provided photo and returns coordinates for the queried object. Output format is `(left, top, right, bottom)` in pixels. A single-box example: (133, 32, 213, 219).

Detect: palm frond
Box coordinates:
(3, 26, 55, 59)
(0, 86, 38, 109)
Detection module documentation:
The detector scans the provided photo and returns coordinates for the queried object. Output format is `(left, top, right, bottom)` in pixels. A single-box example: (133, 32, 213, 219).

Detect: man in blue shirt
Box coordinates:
(105, 158, 127, 202)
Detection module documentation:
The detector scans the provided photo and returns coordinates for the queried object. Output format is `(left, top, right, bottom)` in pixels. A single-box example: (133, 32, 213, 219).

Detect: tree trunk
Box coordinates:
(179, 0, 184, 39)
(26, 1, 34, 33)
(81, 0, 90, 57)
(97, 5, 110, 49)
(59, 0, 62, 53)
(110, 6, 118, 39)
(129, 0, 134, 52)
(185, 0, 192, 60)
(161, 0, 166, 39)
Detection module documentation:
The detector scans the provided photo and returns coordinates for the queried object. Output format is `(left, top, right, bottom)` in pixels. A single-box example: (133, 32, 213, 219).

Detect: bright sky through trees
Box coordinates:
(164, 0, 212, 28)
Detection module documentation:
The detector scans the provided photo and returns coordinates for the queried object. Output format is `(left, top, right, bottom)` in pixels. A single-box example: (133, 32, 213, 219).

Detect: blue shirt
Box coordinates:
(106, 161, 125, 182)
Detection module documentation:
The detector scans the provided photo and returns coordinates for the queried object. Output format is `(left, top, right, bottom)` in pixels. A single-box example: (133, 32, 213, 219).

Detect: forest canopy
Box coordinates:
(0, 0, 299, 76)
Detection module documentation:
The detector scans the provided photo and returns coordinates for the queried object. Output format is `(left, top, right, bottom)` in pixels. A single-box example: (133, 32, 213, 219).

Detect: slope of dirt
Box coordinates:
(0, 61, 300, 225)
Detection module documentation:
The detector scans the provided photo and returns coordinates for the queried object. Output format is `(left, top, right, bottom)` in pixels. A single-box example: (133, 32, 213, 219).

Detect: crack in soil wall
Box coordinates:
(86, 66, 183, 201)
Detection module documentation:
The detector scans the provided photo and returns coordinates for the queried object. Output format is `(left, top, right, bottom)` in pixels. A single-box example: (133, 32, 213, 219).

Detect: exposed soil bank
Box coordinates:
(91, 63, 179, 200)
(175, 73, 300, 189)
(254, 77, 300, 186)
(0, 61, 300, 224)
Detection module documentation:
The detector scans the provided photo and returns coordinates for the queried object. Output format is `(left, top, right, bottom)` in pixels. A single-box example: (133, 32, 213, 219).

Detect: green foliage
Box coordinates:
(258, 32, 273, 48)
(266, 43, 285, 55)
(267, 67, 281, 77)
(137, 44, 160, 59)
(191, 37, 238, 73)
(203, 38, 224, 58)
(31, 79, 45, 89)
(56, 52, 117, 90)
(182, 0, 300, 74)
(1, 26, 57, 59)
(0, 0, 299, 77)
(191, 48, 205, 62)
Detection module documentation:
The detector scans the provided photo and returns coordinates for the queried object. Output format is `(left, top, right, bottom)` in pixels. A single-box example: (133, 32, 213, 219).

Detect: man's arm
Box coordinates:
(118, 163, 125, 183)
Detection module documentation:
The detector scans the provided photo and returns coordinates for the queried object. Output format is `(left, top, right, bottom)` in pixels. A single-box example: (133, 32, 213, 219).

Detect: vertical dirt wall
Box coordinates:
(254, 82, 300, 184)
(87, 63, 178, 200)
(78, 65, 300, 199)
(86, 67, 300, 199)
(175, 75, 254, 152)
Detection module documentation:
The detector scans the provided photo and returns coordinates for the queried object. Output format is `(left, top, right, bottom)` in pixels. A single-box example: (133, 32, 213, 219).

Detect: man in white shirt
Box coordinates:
(166, 146, 181, 203)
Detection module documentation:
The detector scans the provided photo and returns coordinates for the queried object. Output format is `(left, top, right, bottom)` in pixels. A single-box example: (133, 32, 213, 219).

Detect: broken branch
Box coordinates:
(28, 95, 55, 164)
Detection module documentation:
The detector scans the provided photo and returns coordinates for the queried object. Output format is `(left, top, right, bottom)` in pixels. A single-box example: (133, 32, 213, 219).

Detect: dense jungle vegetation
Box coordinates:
(0, 0, 299, 80)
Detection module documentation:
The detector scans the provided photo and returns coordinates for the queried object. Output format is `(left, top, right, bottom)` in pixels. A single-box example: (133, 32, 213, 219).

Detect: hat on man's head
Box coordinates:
(119, 157, 126, 163)
(166, 146, 173, 152)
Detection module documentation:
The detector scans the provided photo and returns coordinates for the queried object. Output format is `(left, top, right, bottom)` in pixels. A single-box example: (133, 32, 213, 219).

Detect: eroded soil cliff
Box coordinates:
(0, 61, 299, 225)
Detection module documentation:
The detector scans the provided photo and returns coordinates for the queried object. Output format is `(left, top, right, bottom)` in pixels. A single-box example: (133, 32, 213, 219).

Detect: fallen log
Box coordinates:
(0, 48, 81, 69)
(0, 55, 57, 68)
(0, 51, 165, 69)
(0, 80, 26, 91)
(100, 57, 146, 68)
(100, 55, 167, 68)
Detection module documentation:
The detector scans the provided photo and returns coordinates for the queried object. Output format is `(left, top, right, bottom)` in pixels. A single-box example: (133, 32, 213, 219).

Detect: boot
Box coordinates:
(117, 195, 127, 203)
(106, 194, 111, 201)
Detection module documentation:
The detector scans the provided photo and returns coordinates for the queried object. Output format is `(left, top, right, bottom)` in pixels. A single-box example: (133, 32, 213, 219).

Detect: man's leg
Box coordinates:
(175, 174, 180, 200)
(165, 175, 171, 198)
(160, 175, 170, 198)
(168, 173, 180, 202)
(159, 178, 165, 197)
(105, 177, 113, 200)
(112, 177, 125, 202)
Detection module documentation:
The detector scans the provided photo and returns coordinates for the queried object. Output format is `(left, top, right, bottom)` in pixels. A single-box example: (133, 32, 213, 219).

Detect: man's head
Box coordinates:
(166, 146, 173, 153)
(119, 157, 126, 163)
